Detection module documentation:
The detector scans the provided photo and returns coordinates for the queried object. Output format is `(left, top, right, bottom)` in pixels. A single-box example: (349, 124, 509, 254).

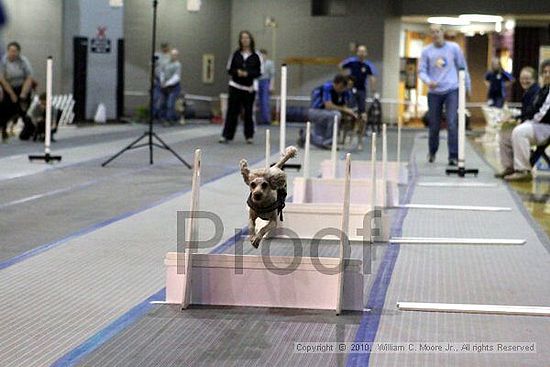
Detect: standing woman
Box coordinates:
(219, 31, 262, 144)
(0, 42, 34, 141)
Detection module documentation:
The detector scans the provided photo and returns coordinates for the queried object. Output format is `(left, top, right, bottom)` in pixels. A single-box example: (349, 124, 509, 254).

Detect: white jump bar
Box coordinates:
(397, 301, 550, 317)
(390, 237, 526, 245)
(395, 204, 511, 212)
(418, 182, 497, 188)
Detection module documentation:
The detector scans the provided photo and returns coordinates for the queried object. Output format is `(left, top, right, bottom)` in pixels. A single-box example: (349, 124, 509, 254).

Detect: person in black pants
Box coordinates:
(219, 30, 262, 144)
(0, 42, 35, 141)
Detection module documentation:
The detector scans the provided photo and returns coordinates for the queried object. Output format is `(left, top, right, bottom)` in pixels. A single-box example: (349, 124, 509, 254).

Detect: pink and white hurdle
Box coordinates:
(273, 121, 391, 241)
(164, 149, 364, 314)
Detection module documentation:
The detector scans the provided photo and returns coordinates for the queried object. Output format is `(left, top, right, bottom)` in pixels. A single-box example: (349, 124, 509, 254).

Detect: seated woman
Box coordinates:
(0, 41, 35, 141)
(499, 60, 550, 182)
(495, 66, 540, 178)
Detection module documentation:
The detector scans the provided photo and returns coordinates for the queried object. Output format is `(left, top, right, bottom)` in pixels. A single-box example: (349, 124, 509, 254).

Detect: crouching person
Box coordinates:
(500, 60, 550, 182)
(307, 74, 356, 149)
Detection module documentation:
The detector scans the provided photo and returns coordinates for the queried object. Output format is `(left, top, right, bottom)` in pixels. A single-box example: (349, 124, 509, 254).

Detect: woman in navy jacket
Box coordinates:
(219, 31, 262, 144)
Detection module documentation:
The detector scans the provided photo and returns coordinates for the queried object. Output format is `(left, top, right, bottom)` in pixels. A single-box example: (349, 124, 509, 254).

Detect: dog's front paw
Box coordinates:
(250, 235, 262, 248)
(240, 159, 248, 170)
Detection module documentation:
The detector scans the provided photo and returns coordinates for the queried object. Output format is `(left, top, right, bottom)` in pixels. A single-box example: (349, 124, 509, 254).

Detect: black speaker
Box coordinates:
(117, 38, 124, 120)
(73, 37, 88, 122)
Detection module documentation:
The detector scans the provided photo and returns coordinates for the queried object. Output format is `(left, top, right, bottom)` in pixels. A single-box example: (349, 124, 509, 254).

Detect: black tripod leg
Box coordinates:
(152, 132, 192, 169)
(101, 132, 148, 167)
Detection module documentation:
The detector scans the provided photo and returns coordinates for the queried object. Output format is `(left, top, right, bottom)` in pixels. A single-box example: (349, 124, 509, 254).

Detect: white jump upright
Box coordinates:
(370, 132, 377, 213)
(165, 151, 364, 313)
(336, 153, 352, 315)
(29, 57, 62, 163)
(397, 119, 402, 168)
(446, 69, 478, 177)
(265, 129, 271, 169)
(303, 122, 311, 179)
(331, 115, 339, 178)
(182, 149, 202, 309)
(382, 125, 388, 206)
(279, 64, 287, 155)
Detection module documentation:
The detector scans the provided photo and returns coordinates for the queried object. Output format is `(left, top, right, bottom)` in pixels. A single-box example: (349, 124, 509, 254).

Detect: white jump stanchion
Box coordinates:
(265, 129, 271, 170)
(279, 64, 287, 155)
(397, 120, 402, 168)
(382, 124, 387, 206)
(397, 302, 550, 317)
(331, 115, 339, 179)
(336, 153, 352, 315)
(303, 122, 311, 179)
(370, 132, 377, 211)
(182, 149, 202, 309)
(29, 56, 61, 163)
(446, 69, 478, 177)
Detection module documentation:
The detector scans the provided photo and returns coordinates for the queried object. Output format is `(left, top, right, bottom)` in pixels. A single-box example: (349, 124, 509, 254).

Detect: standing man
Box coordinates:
(153, 42, 171, 121)
(257, 49, 275, 125)
(339, 44, 377, 115)
(419, 24, 471, 165)
(158, 48, 182, 124)
(485, 58, 514, 108)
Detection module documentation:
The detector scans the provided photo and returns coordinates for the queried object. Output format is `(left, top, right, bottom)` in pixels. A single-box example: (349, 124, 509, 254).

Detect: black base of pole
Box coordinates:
(446, 166, 479, 177)
(101, 131, 192, 168)
(29, 153, 62, 163)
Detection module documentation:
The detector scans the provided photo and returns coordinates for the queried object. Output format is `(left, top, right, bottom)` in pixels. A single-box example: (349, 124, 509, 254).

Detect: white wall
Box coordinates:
(2, 0, 63, 94)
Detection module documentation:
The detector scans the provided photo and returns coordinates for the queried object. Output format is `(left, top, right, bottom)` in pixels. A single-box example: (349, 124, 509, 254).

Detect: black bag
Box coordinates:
(19, 116, 35, 140)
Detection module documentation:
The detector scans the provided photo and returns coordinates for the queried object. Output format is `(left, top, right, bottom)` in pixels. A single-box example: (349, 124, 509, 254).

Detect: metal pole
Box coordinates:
(45, 57, 53, 156)
(280, 64, 287, 154)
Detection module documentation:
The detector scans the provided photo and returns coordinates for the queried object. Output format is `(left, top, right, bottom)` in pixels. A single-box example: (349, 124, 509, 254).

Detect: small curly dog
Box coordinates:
(240, 146, 297, 248)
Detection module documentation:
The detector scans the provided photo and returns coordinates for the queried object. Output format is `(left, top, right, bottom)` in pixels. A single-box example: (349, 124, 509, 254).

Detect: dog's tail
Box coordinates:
(274, 146, 297, 169)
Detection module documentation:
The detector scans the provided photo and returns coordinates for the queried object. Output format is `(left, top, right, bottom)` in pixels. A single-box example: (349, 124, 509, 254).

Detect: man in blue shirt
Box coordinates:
(339, 44, 377, 114)
(485, 58, 514, 108)
(307, 74, 356, 149)
(419, 24, 471, 165)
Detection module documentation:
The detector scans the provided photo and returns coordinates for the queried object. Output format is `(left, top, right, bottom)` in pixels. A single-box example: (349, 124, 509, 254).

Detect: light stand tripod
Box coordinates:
(102, 0, 191, 168)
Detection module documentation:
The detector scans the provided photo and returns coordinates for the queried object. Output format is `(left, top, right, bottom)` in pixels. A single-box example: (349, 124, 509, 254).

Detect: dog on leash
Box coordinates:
(240, 146, 297, 248)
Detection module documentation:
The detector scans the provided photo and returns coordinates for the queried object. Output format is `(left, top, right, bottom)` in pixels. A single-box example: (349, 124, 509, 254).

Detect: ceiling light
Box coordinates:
(427, 17, 471, 26)
(459, 14, 503, 23)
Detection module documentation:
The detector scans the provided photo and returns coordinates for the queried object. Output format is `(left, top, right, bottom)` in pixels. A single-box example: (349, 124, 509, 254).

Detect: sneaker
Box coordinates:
(427, 154, 435, 163)
(494, 168, 514, 179)
(246, 138, 253, 144)
(448, 158, 458, 166)
(504, 170, 532, 182)
(218, 137, 228, 144)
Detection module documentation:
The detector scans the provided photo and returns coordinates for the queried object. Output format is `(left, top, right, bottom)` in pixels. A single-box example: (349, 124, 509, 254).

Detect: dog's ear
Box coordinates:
(240, 159, 250, 185)
(267, 171, 286, 189)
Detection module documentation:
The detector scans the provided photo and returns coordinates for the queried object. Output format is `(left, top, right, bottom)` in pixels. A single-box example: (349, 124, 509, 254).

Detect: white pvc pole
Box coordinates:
(279, 64, 287, 154)
(382, 124, 387, 206)
(265, 129, 270, 169)
(182, 149, 201, 309)
(336, 152, 352, 315)
(303, 122, 311, 179)
(458, 70, 466, 168)
(397, 302, 550, 316)
(331, 114, 338, 178)
(397, 120, 402, 167)
(389, 237, 525, 245)
(370, 133, 377, 209)
(45, 57, 53, 155)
